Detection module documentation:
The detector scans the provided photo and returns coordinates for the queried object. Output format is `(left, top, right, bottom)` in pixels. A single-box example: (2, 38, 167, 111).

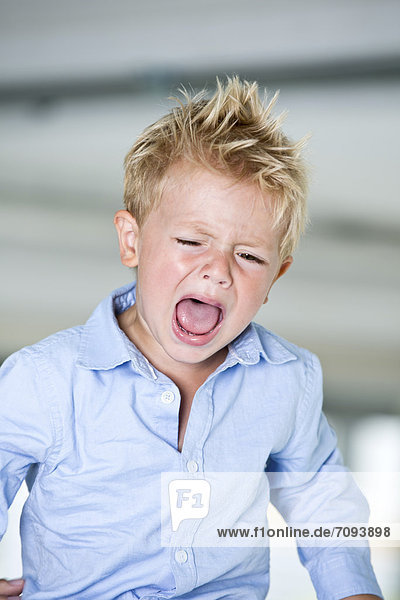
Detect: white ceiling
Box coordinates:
(1, 0, 399, 84)
(0, 0, 399, 411)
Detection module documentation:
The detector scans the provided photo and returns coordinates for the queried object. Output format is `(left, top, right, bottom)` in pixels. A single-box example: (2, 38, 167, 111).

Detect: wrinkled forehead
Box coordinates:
(159, 159, 276, 216)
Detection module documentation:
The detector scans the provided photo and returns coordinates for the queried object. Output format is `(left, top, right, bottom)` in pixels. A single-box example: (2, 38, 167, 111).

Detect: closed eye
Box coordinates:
(237, 252, 265, 264)
(176, 239, 201, 246)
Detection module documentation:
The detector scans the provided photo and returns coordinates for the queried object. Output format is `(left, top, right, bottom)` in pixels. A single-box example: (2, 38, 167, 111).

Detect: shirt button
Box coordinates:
(175, 549, 188, 564)
(187, 460, 199, 473)
(161, 390, 175, 404)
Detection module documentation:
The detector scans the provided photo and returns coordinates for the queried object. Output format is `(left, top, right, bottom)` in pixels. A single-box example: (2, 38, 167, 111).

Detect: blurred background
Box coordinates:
(0, 0, 399, 597)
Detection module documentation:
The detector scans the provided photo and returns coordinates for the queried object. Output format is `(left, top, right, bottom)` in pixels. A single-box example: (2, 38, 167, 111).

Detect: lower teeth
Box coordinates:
(178, 321, 195, 335)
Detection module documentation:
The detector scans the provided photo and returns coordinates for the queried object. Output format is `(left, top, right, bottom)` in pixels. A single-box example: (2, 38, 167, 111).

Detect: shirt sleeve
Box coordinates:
(267, 352, 383, 600)
(0, 349, 55, 540)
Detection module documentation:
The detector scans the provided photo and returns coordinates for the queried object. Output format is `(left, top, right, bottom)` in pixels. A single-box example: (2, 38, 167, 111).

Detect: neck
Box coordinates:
(117, 303, 228, 389)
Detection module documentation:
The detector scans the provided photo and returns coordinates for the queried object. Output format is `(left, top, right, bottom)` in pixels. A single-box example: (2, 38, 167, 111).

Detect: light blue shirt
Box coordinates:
(0, 281, 382, 600)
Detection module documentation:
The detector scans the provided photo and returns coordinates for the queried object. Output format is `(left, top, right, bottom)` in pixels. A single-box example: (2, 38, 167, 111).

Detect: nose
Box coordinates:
(200, 250, 233, 288)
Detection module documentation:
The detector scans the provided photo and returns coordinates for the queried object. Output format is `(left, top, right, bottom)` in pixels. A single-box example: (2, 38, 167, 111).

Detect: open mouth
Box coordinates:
(172, 297, 224, 345)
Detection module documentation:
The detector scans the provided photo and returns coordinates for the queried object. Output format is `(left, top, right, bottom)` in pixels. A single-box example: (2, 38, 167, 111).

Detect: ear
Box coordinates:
(114, 210, 140, 268)
(263, 255, 293, 304)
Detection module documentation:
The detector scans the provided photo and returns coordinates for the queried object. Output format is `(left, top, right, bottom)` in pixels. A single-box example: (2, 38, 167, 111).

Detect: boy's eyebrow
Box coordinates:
(176, 221, 270, 250)
(176, 222, 216, 237)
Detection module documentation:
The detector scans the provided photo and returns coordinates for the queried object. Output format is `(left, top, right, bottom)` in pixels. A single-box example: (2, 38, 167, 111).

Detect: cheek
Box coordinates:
(139, 244, 186, 294)
(236, 274, 270, 313)
(160, 246, 198, 281)
(242, 270, 270, 297)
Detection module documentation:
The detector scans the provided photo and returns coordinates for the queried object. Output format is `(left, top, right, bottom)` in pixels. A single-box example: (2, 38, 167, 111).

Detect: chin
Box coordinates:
(167, 341, 222, 365)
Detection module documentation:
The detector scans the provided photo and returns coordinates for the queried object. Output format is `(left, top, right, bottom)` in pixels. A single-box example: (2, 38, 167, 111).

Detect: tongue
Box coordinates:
(176, 299, 221, 335)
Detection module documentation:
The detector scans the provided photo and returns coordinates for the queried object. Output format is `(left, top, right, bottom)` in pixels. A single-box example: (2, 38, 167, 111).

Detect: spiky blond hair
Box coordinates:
(124, 76, 309, 260)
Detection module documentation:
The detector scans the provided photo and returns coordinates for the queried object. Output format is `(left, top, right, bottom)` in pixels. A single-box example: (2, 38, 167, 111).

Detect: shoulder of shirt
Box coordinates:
(251, 321, 319, 368)
(5, 325, 84, 368)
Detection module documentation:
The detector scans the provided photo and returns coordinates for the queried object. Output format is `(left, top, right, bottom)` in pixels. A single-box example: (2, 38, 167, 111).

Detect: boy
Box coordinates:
(0, 77, 383, 599)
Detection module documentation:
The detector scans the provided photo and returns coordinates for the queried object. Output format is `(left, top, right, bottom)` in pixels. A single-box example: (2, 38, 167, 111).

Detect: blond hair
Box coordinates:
(124, 76, 309, 260)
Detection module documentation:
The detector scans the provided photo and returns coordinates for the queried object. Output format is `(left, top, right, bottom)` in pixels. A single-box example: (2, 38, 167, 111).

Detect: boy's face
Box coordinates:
(115, 161, 292, 372)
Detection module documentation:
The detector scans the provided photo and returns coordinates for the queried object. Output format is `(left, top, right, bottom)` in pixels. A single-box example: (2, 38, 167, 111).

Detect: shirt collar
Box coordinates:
(76, 281, 157, 379)
(228, 322, 297, 366)
(77, 281, 297, 375)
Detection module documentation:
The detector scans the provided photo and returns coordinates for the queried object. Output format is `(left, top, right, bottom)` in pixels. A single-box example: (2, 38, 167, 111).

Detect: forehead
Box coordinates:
(158, 161, 275, 225)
